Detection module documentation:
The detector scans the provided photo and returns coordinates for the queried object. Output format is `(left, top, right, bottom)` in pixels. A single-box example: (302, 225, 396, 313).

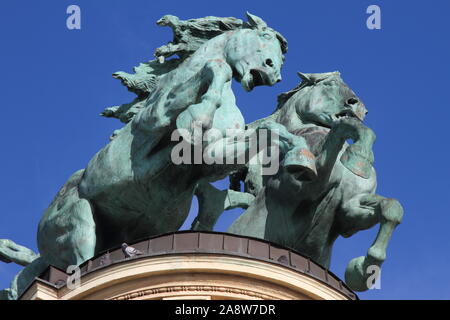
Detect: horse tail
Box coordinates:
(0, 239, 38, 266)
(1, 256, 49, 300)
(101, 59, 182, 124)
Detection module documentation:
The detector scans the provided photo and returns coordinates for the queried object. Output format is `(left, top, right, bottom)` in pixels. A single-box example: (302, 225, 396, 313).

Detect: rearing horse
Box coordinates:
(39, 13, 290, 268)
(1, 14, 316, 300)
(227, 72, 404, 291)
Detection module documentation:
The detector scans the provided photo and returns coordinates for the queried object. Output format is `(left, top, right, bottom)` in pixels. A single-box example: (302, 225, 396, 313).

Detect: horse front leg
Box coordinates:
(255, 121, 317, 179)
(175, 60, 233, 145)
(316, 118, 376, 183)
(339, 119, 375, 179)
(132, 59, 232, 156)
(344, 195, 404, 291)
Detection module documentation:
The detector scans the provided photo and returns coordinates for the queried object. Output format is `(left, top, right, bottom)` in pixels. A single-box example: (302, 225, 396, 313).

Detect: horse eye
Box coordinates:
(262, 33, 272, 40)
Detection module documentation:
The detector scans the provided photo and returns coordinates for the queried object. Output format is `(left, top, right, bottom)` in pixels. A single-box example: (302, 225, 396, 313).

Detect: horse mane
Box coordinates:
(102, 14, 288, 123)
(154, 15, 244, 60)
(276, 71, 341, 111)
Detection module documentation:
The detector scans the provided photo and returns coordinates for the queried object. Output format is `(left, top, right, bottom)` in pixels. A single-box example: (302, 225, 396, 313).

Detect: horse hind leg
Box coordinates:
(1, 257, 48, 300)
(345, 196, 404, 291)
(367, 198, 403, 261)
(191, 181, 255, 231)
(37, 170, 96, 271)
(2, 171, 97, 300)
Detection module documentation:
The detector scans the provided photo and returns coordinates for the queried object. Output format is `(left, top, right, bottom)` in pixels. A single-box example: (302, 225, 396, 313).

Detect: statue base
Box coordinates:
(19, 232, 356, 300)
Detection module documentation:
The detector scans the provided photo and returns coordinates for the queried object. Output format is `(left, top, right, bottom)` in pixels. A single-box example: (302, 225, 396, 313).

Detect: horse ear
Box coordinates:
(245, 12, 268, 29)
(297, 72, 313, 84)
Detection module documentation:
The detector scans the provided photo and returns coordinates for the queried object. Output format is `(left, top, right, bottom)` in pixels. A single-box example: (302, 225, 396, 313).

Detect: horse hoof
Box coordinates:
(345, 256, 373, 292)
(283, 148, 317, 181)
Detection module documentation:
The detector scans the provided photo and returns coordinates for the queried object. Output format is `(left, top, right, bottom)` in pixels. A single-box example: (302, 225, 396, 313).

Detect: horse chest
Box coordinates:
(211, 87, 245, 132)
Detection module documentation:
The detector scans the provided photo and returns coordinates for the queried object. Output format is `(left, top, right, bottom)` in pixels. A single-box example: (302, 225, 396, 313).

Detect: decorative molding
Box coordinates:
(111, 284, 279, 300)
(56, 254, 347, 300)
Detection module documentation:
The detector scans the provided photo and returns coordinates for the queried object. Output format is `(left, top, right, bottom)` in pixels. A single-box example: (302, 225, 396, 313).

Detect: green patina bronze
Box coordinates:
(225, 72, 403, 291)
(0, 13, 403, 299)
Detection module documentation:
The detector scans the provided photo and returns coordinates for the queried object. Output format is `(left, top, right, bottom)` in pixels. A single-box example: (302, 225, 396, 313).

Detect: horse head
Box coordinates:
(276, 72, 368, 131)
(225, 13, 287, 91)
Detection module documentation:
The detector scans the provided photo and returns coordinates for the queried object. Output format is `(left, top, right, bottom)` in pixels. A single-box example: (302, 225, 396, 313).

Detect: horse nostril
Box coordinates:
(276, 79, 281, 83)
(265, 59, 274, 67)
(347, 98, 359, 105)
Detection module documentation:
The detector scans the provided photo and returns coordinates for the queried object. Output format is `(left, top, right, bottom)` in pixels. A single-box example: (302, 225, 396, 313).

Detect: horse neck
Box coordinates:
(183, 33, 229, 69)
(274, 98, 305, 132)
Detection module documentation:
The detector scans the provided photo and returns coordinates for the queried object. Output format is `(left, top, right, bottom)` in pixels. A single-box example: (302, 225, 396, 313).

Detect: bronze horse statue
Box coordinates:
(1, 14, 315, 300)
(226, 72, 404, 291)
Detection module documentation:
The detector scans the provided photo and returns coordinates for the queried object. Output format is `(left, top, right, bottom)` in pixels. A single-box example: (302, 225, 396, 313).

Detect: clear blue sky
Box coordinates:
(0, 0, 449, 299)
